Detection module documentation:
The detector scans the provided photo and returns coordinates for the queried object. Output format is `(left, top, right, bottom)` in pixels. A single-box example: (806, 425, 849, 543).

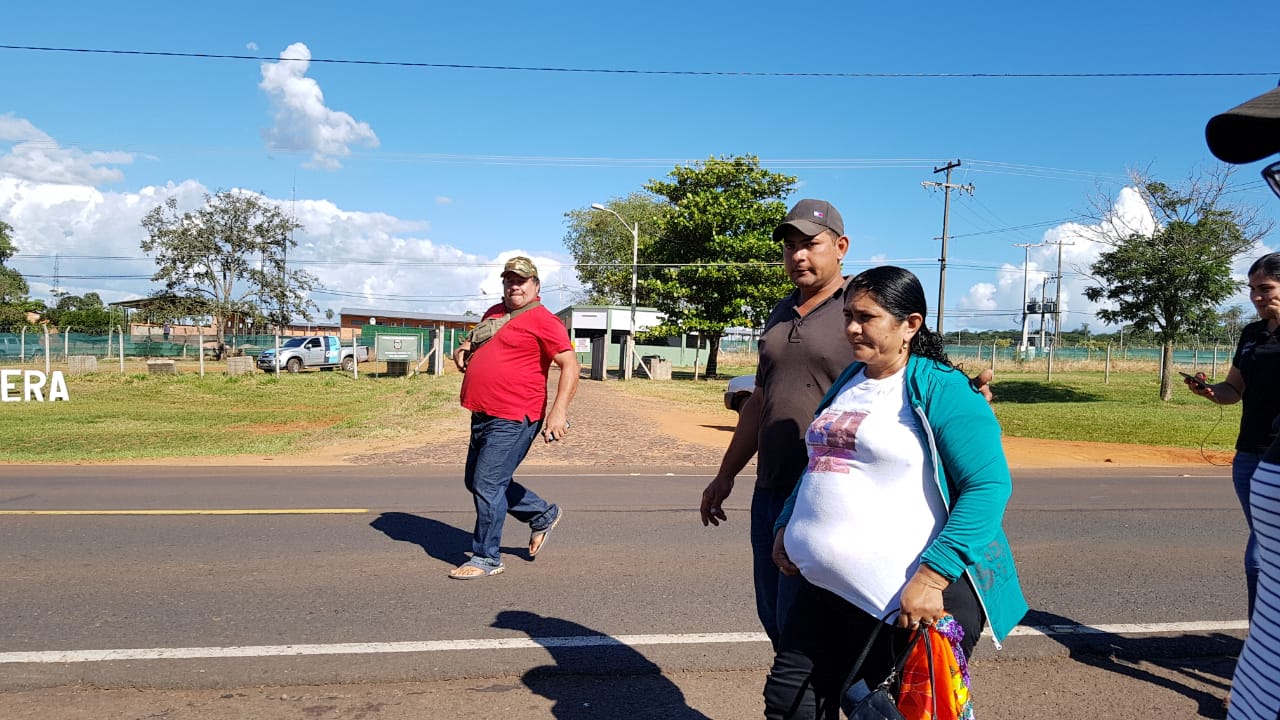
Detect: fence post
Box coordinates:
(198, 330, 205, 377)
(43, 325, 51, 375)
(1105, 343, 1111, 385)
(1212, 345, 1218, 380)
(119, 325, 125, 374)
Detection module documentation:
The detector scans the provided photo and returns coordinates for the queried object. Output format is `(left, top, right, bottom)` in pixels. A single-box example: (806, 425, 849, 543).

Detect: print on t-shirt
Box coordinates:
(806, 408, 867, 474)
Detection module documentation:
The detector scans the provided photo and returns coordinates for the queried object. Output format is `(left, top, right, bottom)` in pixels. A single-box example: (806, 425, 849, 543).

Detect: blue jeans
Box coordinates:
(1234, 451, 1261, 618)
(751, 485, 801, 649)
(463, 412, 559, 564)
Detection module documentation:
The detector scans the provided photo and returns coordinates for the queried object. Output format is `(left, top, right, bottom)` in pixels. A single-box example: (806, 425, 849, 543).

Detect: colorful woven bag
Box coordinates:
(896, 614, 974, 720)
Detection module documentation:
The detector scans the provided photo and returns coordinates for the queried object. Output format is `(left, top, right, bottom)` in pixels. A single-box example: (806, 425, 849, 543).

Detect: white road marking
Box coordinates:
(0, 509, 368, 516)
(0, 622, 1248, 665)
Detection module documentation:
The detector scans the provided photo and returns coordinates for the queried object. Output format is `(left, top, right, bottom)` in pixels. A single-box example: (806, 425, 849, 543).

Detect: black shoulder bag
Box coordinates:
(840, 619, 935, 720)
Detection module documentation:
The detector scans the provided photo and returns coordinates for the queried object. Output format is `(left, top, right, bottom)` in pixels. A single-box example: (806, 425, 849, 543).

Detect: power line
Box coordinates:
(13, 253, 783, 269)
(1, 44, 1276, 79)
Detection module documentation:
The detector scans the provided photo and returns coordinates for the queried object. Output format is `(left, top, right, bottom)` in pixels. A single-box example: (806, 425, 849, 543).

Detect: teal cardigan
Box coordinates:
(775, 355, 1029, 645)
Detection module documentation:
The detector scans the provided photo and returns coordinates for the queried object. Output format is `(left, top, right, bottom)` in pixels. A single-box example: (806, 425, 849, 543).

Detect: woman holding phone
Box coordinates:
(1185, 251, 1280, 619)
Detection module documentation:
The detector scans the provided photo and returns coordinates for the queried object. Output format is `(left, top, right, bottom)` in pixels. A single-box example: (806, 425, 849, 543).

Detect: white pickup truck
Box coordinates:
(256, 335, 369, 373)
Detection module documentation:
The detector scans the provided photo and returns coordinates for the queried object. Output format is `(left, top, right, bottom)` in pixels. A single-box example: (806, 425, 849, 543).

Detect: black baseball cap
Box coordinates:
(772, 198, 845, 241)
(1206, 84, 1280, 164)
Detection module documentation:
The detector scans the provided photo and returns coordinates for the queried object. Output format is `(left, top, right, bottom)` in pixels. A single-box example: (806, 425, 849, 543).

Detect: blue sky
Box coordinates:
(2, 1, 1279, 333)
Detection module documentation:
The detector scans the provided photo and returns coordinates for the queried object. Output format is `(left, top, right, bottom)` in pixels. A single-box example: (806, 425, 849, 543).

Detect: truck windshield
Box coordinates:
(281, 338, 308, 348)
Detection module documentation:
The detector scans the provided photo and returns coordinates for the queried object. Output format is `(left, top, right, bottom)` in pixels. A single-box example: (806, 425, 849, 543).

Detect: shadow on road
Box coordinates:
(370, 511, 527, 567)
(492, 610, 713, 720)
(1024, 610, 1237, 718)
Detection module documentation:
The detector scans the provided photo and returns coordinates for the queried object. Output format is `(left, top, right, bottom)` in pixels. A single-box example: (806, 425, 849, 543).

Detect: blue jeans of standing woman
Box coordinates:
(463, 412, 560, 565)
(1234, 451, 1261, 618)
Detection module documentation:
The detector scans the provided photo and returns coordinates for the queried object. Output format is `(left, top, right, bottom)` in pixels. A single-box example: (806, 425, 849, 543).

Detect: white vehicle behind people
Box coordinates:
(724, 375, 755, 412)
(256, 335, 369, 373)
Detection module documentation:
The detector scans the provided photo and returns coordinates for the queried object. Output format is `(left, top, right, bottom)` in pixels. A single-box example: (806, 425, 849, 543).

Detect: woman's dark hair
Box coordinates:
(1248, 252, 1280, 281)
(848, 265, 952, 367)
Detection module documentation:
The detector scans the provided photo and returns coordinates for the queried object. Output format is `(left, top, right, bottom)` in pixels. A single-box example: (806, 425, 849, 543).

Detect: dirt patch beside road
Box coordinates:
(106, 373, 1232, 470)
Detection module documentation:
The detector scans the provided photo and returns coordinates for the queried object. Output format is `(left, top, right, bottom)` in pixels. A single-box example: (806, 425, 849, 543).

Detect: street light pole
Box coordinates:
(590, 203, 640, 380)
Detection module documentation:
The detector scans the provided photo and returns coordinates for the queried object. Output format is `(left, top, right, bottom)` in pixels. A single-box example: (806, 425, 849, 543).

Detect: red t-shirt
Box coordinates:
(459, 301, 573, 422)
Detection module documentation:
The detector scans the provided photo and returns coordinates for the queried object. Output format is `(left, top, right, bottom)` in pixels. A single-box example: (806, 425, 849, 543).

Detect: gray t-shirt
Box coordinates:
(755, 276, 857, 492)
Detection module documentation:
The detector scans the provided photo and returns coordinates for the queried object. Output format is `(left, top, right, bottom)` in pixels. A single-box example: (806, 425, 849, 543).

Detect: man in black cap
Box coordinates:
(701, 198, 995, 648)
(699, 199, 860, 646)
(1205, 82, 1280, 720)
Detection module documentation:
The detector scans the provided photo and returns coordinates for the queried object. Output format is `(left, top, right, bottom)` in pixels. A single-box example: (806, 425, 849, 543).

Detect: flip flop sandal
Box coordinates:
(449, 559, 505, 580)
(529, 509, 563, 558)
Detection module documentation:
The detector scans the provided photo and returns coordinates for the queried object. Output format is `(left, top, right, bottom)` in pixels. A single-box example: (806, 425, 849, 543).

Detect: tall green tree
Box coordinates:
(642, 155, 797, 377)
(563, 193, 667, 304)
(0, 219, 39, 329)
(46, 291, 122, 332)
(141, 191, 318, 356)
(1083, 168, 1272, 400)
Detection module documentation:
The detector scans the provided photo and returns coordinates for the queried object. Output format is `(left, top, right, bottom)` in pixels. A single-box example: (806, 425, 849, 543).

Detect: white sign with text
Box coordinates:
(1, 370, 70, 402)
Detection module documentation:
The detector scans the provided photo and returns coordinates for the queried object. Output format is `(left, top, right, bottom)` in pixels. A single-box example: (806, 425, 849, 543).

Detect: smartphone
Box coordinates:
(1179, 371, 1208, 390)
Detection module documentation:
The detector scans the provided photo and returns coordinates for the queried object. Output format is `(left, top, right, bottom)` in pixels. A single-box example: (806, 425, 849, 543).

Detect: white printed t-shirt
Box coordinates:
(783, 366, 948, 619)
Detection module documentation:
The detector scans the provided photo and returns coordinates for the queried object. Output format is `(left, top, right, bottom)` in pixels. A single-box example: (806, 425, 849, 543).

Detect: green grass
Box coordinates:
(617, 367, 1242, 452)
(1, 365, 465, 462)
(0, 361, 1242, 462)
(989, 370, 1239, 449)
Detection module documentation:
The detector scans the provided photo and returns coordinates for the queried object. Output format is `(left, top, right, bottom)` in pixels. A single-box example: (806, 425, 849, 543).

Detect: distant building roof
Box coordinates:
(338, 307, 478, 324)
(286, 320, 340, 329)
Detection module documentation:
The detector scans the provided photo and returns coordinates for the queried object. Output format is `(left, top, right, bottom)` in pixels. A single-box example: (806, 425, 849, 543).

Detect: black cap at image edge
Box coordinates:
(1206, 85, 1280, 164)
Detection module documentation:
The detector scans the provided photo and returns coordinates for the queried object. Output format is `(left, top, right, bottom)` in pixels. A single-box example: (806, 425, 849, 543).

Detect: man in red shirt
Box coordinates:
(448, 256, 580, 579)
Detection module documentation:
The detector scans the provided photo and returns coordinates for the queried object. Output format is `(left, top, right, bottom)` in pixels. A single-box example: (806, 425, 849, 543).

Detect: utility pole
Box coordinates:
(1038, 282, 1048, 353)
(1044, 239, 1074, 380)
(1014, 243, 1042, 358)
(921, 160, 974, 335)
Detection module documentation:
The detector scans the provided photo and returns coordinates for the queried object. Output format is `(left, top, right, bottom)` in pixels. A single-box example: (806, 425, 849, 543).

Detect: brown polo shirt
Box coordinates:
(754, 276, 857, 493)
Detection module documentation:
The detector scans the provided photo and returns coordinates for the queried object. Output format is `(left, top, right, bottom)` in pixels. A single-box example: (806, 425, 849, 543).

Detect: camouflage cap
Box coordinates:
(502, 256, 539, 279)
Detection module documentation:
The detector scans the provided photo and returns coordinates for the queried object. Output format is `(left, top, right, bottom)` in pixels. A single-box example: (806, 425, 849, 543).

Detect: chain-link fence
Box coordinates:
(0, 331, 292, 362)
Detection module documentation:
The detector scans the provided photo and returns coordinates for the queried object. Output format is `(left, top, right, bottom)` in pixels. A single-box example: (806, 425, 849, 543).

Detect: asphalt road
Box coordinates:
(0, 464, 1249, 718)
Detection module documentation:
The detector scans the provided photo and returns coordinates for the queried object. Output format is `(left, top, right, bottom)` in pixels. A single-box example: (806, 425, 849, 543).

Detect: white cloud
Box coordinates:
(246, 42, 259, 51)
(957, 186, 1157, 333)
(0, 113, 133, 186)
(0, 121, 549, 318)
(259, 42, 379, 170)
(959, 282, 999, 311)
(435, 196, 453, 205)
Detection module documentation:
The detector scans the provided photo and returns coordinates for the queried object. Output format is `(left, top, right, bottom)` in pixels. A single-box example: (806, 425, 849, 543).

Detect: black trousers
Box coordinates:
(762, 576, 984, 720)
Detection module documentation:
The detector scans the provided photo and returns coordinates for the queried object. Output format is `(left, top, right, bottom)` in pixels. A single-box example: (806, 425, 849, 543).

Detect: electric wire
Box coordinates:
(2, 45, 1275, 79)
